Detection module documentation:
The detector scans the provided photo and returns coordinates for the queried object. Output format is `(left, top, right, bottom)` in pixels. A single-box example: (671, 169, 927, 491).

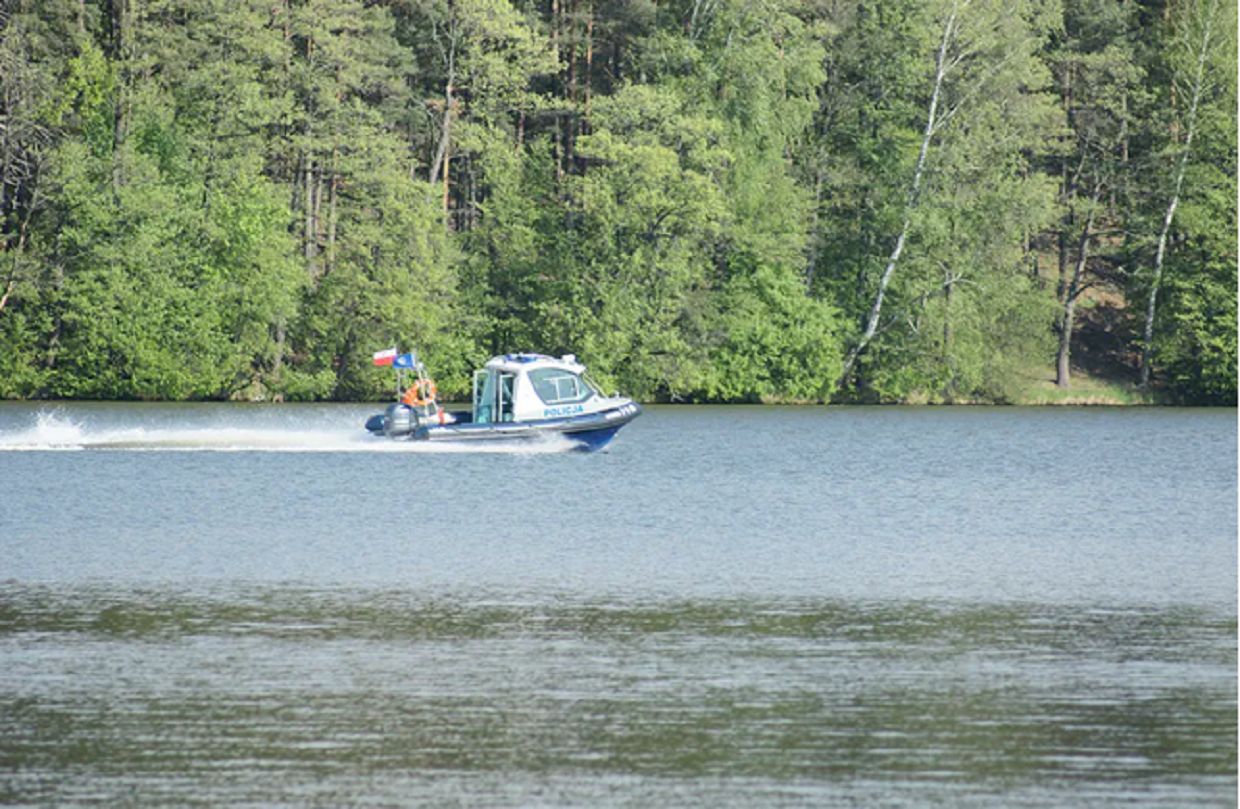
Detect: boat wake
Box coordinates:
(0, 410, 576, 454)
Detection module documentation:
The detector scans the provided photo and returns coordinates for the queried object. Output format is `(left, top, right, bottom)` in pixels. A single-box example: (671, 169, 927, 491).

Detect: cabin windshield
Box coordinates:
(583, 372, 606, 397)
(528, 368, 596, 405)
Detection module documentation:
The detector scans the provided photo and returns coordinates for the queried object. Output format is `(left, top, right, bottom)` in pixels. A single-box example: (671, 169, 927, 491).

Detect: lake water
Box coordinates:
(0, 403, 1235, 806)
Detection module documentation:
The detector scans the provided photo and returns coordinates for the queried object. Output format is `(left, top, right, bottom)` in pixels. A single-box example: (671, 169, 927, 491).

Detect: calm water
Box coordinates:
(0, 403, 1235, 806)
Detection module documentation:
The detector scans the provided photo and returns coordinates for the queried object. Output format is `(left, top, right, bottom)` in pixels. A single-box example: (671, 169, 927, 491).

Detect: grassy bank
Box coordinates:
(1011, 370, 1162, 406)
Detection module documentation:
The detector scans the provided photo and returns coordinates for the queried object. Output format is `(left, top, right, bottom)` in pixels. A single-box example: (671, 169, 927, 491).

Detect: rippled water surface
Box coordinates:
(0, 403, 1235, 806)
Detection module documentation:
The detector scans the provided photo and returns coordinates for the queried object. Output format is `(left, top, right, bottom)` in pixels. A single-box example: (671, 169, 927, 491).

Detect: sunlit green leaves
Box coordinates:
(0, 0, 1233, 404)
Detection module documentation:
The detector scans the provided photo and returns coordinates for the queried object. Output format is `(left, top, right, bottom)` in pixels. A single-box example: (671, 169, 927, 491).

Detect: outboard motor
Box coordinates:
(382, 403, 418, 438)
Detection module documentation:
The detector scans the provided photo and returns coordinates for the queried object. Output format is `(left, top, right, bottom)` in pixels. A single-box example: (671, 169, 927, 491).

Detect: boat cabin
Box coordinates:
(472, 353, 602, 424)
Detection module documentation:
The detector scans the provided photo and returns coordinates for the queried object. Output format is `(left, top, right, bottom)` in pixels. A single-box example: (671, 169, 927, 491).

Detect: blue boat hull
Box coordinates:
(365, 402, 640, 451)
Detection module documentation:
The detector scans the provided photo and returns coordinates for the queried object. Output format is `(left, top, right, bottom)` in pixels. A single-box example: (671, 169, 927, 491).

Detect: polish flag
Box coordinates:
(372, 347, 397, 366)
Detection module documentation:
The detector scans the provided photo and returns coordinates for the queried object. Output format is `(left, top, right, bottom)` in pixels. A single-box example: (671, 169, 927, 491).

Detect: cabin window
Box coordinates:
(528, 368, 595, 405)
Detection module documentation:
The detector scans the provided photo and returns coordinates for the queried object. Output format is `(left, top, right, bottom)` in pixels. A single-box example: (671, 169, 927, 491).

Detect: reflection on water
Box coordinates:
(1, 585, 1234, 806)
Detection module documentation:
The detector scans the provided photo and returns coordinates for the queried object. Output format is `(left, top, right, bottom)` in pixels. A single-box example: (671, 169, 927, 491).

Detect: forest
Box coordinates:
(0, 0, 1235, 404)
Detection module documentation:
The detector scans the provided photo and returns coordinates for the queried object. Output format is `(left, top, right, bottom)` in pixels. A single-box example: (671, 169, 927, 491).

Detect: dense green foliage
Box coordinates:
(0, 0, 1234, 403)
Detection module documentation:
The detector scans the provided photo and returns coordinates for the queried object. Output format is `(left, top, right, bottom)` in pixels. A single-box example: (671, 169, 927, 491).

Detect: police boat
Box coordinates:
(364, 351, 641, 451)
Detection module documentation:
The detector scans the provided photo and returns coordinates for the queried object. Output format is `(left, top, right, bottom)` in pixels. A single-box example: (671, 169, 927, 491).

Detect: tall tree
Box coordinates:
(1049, 0, 1139, 389)
(835, 0, 956, 387)
(145, 0, 303, 397)
(1125, 0, 1237, 402)
(0, 0, 81, 394)
(819, 0, 1060, 401)
(394, 0, 554, 221)
(1136, 0, 1231, 389)
(286, 0, 463, 398)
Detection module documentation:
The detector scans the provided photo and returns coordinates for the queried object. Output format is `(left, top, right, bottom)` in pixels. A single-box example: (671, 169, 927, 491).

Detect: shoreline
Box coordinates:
(1, 397, 1228, 408)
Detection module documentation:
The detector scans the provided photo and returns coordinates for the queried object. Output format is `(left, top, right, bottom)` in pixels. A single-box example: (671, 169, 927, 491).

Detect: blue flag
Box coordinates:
(392, 352, 417, 369)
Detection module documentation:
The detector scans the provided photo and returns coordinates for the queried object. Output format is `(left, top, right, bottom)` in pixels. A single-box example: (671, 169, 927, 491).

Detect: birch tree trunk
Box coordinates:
(0, 190, 34, 314)
(0, 276, 14, 315)
(837, 3, 957, 389)
(1140, 0, 1215, 388)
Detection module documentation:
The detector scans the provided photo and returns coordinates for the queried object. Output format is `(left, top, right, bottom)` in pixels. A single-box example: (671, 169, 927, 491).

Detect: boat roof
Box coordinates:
(483, 353, 586, 374)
